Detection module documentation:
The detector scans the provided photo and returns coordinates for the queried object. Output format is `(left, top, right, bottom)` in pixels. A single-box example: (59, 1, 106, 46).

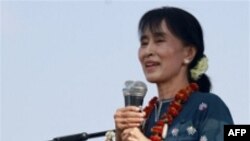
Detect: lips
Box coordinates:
(145, 62, 159, 67)
(144, 60, 160, 72)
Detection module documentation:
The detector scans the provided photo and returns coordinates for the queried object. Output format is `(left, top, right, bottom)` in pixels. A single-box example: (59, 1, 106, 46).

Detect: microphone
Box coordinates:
(123, 80, 147, 107)
(49, 80, 147, 141)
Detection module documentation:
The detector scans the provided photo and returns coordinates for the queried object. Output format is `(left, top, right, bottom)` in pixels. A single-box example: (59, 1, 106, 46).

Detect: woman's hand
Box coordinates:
(121, 127, 150, 141)
(114, 106, 145, 141)
(114, 106, 145, 130)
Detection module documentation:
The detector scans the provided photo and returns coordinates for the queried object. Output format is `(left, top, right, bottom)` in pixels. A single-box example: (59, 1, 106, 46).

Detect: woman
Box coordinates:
(114, 6, 233, 141)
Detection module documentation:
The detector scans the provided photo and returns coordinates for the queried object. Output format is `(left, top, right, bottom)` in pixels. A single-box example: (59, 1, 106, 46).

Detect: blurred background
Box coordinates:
(1, 0, 249, 141)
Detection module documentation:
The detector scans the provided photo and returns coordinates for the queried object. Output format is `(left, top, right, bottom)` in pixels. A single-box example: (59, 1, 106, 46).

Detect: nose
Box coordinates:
(144, 42, 156, 58)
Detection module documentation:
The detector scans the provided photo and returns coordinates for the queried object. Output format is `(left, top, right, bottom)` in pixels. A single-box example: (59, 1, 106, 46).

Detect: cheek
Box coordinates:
(158, 50, 183, 69)
(138, 48, 144, 63)
(159, 46, 184, 60)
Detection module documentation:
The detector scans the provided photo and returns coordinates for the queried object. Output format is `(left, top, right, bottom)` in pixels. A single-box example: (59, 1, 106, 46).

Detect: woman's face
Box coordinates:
(138, 21, 189, 84)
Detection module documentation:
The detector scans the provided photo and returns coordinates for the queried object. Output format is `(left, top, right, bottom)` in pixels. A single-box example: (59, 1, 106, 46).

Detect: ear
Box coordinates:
(183, 46, 197, 64)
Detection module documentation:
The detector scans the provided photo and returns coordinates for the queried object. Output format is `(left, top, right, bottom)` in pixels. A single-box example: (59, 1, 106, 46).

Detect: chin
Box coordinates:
(145, 75, 161, 83)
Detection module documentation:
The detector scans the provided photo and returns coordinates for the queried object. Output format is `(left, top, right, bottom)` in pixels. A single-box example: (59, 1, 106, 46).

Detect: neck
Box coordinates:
(156, 77, 189, 100)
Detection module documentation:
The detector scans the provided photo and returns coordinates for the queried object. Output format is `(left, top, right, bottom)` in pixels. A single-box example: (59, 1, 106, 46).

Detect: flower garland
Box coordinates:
(143, 83, 199, 141)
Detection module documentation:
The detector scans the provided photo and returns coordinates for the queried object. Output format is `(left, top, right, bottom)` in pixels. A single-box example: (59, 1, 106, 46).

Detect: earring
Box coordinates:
(184, 59, 190, 64)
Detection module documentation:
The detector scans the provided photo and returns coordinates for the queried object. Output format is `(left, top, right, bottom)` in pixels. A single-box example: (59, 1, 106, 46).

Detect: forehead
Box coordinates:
(140, 21, 170, 38)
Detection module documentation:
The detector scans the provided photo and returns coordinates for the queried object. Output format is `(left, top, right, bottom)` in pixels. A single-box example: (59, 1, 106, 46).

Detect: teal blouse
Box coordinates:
(143, 92, 234, 141)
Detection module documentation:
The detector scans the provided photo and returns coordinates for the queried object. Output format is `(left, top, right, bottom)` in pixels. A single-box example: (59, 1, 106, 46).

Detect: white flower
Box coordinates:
(171, 128, 179, 136)
(105, 130, 115, 141)
(187, 126, 197, 135)
(199, 102, 208, 111)
(200, 135, 208, 141)
(190, 56, 208, 80)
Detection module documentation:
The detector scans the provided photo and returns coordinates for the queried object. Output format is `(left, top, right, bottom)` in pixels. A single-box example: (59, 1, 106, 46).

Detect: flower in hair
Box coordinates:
(190, 56, 208, 80)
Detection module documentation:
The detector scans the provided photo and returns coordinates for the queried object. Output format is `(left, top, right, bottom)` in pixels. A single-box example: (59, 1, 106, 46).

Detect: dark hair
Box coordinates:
(138, 6, 211, 92)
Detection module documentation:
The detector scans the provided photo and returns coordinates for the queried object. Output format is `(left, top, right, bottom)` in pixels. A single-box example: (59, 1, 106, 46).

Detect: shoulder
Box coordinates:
(188, 92, 232, 114)
(187, 91, 234, 123)
(182, 91, 232, 116)
(186, 91, 233, 115)
(189, 91, 227, 106)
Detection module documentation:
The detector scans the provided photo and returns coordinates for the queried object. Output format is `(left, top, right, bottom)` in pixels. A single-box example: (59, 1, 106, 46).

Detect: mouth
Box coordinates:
(144, 60, 160, 72)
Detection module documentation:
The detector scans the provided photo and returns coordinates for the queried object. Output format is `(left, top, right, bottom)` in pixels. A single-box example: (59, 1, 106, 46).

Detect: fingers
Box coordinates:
(121, 128, 137, 141)
(118, 106, 142, 113)
(114, 106, 146, 130)
(121, 128, 149, 141)
(115, 106, 145, 118)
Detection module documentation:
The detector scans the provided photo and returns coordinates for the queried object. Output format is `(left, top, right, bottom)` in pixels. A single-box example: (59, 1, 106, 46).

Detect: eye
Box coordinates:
(155, 37, 165, 43)
(140, 35, 149, 47)
(140, 39, 148, 47)
(141, 38, 149, 47)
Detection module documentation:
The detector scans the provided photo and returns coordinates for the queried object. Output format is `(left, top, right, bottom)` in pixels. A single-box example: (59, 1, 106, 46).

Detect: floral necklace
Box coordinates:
(143, 83, 199, 141)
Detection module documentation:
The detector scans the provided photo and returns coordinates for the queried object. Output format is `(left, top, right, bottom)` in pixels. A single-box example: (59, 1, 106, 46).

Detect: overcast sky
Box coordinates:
(1, 1, 249, 141)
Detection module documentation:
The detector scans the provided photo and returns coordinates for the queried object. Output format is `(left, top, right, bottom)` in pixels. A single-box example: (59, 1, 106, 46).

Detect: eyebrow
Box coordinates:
(153, 32, 167, 38)
(140, 31, 167, 42)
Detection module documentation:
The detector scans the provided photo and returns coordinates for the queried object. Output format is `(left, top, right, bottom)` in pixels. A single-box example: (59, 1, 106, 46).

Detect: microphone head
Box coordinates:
(123, 80, 147, 106)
